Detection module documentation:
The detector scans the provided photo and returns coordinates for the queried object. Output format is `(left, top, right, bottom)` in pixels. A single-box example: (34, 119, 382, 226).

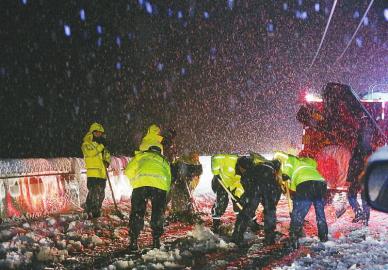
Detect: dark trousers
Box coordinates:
(290, 181, 328, 241)
(85, 177, 106, 218)
(233, 185, 281, 242)
(346, 152, 370, 221)
(347, 183, 370, 221)
(129, 187, 167, 240)
(211, 176, 239, 219)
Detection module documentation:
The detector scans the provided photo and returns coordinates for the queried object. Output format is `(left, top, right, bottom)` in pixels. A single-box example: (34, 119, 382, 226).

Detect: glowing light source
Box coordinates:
(145, 2, 153, 14)
(296, 10, 308, 20)
(80, 9, 86, 21)
(363, 16, 369, 26)
(97, 37, 102, 47)
(116, 36, 121, 47)
(305, 93, 322, 102)
(314, 3, 320, 12)
(64, 25, 71, 37)
(384, 9, 388, 21)
(267, 22, 274, 32)
(356, 37, 363, 47)
(96, 25, 103, 34)
(203, 11, 209, 19)
(167, 8, 173, 17)
(156, 63, 164, 71)
(187, 54, 193, 64)
(21, 0, 27, 5)
(227, 0, 234, 10)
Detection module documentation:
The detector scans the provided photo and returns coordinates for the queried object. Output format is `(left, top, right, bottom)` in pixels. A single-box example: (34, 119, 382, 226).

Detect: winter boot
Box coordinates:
(352, 208, 364, 223)
(288, 232, 300, 250)
(263, 236, 276, 246)
(129, 238, 139, 253)
(297, 228, 306, 238)
(363, 217, 369, 226)
(248, 219, 263, 232)
(152, 238, 161, 249)
(319, 233, 328, 242)
(211, 219, 221, 234)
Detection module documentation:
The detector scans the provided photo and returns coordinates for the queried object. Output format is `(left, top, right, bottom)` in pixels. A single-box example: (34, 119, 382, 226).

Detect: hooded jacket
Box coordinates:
(139, 124, 164, 153)
(81, 124, 111, 179)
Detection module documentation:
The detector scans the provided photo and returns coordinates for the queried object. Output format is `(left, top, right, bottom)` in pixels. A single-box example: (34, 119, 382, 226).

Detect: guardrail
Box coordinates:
(0, 157, 132, 219)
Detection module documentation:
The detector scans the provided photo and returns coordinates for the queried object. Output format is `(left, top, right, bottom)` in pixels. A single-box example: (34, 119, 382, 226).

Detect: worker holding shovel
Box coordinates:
(81, 122, 111, 219)
(274, 151, 328, 250)
(232, 156, 283, 246)
(210, 154, 245, 234)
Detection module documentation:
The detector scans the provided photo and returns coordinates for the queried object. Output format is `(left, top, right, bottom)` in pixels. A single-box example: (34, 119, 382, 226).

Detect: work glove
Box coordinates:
(93, 135, 107, 146)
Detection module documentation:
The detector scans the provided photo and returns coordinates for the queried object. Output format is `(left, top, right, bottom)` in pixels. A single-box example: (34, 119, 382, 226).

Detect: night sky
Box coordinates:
(1, 0, 387, 158)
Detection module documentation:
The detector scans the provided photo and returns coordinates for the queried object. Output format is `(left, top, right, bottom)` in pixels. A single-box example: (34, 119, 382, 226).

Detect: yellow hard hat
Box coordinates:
(89, 122, 104, 133)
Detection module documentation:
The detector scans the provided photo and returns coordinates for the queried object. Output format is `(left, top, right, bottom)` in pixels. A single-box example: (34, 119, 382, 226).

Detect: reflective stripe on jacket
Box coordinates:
(125, 150, 171, 192)
(274, 151, 325, 192)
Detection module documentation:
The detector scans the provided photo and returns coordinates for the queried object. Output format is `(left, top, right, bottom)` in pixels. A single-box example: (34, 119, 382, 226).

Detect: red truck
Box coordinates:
(296, 82, 387, 191)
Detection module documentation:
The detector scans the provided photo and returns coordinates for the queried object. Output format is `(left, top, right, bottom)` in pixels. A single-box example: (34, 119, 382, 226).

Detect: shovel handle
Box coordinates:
(106, 168, 119, 209)
(285, 181, 292, 215)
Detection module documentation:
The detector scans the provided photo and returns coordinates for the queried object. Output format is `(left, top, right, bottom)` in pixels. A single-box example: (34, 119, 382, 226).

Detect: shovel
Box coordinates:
(105, 167, 125, 220)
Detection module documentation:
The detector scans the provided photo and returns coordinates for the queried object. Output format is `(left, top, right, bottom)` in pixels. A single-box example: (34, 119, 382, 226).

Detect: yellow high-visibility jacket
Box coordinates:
(81, 132, 111, 179)
(274, 151, 325, 192)
(211, 154, 244, 198)
(139, 124, 164, 153)
(125, 150, 171, 192)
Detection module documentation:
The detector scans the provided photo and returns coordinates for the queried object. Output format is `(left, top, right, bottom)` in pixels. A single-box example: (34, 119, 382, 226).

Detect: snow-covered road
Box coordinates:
(0, 193, 387, 269)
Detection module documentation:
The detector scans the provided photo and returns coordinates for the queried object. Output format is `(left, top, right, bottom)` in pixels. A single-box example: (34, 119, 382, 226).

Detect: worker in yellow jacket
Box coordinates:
(81, 122, 111, 219)
(274, 151, 328, 249)
(138, 124, 164, 153)
(210, 154, 245, 233)
(125, 146, 171, 252)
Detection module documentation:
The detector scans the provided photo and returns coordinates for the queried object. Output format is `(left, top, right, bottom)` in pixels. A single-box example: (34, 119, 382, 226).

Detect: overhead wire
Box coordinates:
(308, 0, 339, 70)
(334, 0, 375, 64)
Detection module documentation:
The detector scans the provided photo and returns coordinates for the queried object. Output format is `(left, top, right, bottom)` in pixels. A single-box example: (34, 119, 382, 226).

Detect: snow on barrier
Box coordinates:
(0, 157, 131, 219)
(0, 156, 214, 219)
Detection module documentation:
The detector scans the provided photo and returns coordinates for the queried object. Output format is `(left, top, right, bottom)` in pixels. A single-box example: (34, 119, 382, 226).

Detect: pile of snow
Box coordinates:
(114, 259, 135, 270)
(36, 246, 68, 262)
(142, 248, 183, 268)
(0, 212, 125, 269)
(91, 235, 103, 246)
(187, 224, 235, 251)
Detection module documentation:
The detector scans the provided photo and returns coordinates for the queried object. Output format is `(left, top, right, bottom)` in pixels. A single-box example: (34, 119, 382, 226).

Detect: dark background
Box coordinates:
(1, 0, 387, 158)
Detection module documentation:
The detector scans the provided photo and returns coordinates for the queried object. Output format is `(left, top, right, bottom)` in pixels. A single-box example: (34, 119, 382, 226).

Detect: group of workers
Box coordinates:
(81, 122, 370, 253)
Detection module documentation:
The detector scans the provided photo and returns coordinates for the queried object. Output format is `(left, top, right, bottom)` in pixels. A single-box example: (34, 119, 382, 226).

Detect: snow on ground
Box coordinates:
(273, 207, 388, 270)
(0, 194, 387, 269)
